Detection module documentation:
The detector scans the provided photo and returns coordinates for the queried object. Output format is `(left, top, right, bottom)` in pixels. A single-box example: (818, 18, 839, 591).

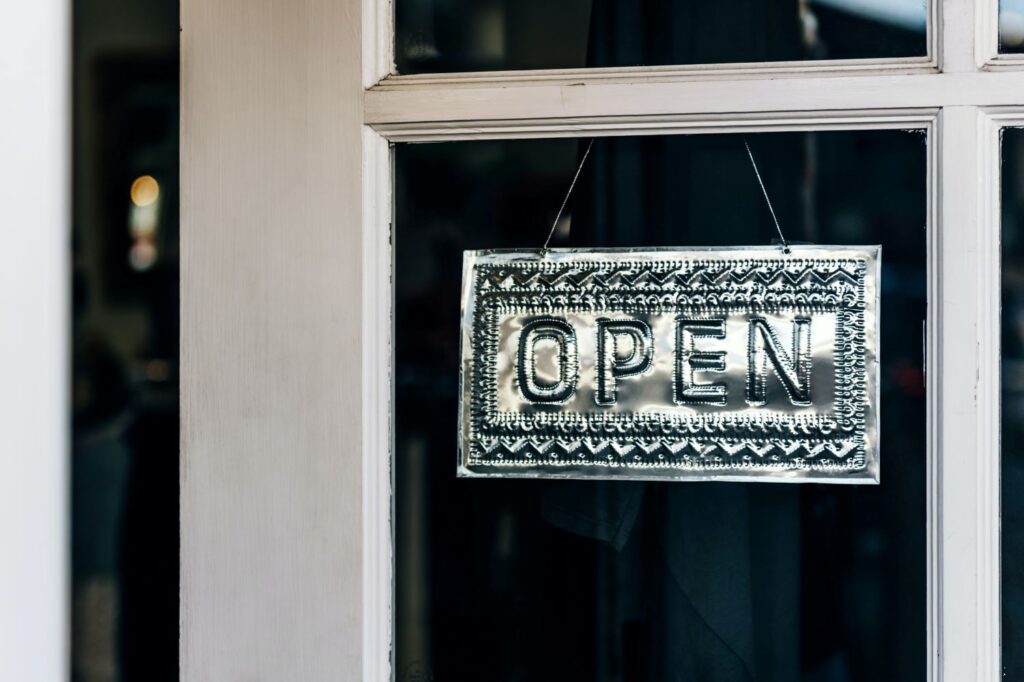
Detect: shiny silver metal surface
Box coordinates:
(458, 246, 881, 483)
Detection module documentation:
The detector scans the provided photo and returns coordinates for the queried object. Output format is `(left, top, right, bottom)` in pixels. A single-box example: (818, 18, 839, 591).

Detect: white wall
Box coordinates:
(0, 2, 70, 680)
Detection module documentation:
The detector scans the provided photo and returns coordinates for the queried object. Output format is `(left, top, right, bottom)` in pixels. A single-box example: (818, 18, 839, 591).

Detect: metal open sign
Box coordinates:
(458, 246, 880, 483)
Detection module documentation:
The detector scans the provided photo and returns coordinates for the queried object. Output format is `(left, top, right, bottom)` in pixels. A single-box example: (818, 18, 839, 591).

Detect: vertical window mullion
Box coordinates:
(941, 0, 980, 71)
(975, 0, 1000, 65)
(935, 105, 1001, 681)
(979, 110, 1002, 682)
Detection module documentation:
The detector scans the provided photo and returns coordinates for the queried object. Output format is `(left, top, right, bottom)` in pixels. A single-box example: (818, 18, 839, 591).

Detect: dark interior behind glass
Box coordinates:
(1002, 127, 1024, 679)
(395, 131, 927, 681)
(1001, 0, 1024, 53)
(72, 0, 179, 679)
(396, 0, 927, 73)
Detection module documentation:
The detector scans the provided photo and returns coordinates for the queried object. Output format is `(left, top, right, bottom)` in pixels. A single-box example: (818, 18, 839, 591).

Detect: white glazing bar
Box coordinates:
(977, 108, 1020, 681)
(364, 0, 395, 678)
(371, 110, 936, 143)
(942, 0, 979, 71)
(362, 129, 394, 682)
(935, 106, 999, 681)
(363, 0, 394, 88)
(0, 2, 69, 680)
(976, 110, 1003, 682)
(380, 57, 936, 87)
(367, 71, 1024, 130)
(976, 0, 1000, 64)
(979, 0, 1024, 67)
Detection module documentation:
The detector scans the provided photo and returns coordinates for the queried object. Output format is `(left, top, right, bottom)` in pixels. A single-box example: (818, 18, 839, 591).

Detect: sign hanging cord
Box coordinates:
(743, 138, 791, 254)
(541, 138, 595, 255)
(540, 137, 789, 254)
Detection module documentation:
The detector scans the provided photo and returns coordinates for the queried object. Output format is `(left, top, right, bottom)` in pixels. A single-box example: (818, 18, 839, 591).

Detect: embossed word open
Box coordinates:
(458, 247, 880, 483)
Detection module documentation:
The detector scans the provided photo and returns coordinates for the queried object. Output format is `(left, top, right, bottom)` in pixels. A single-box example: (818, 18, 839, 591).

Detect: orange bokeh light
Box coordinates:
(130, 175, 160, 207)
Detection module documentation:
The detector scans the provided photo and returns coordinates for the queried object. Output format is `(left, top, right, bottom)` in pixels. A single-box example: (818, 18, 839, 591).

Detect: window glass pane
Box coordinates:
(72, 0, 180, 679)
(395, 130, 927, 680)
(1001, 1, 1024, 52)
(395, 0, 928, 74)
(1003, 127, 1024, 677)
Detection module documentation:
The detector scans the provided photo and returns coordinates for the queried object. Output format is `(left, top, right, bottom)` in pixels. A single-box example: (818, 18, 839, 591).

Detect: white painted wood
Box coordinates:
(362, 130, 394, 682)
(385, 57, 936, 86)
(971, 0, 1024, 68)
(372, 109, 937, 143)
(932, 106, 999, 681)
(362, 0, 396, 678)
(977, 0, 1024, 70)
(180, 0, 366, 678)
(363, 0, 394, 87)
(0, 2, 69, 681)
(366, 71, 1024, 128)
(975, 109, 1004, 682)
(985, 53, 1024, 68)
(973, 106, 1024, 682)
(926, 122, 941, 682)
(942, 0, 979, 71)
(183, 0, 1018, 677)
(976, 0, 1000, 65)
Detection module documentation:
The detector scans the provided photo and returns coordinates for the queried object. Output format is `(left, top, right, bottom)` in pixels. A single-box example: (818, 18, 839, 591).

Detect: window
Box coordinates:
(395, 0, 929, 73)
(179, 0, 1019, 677)
(1001, 121, 1024, 679)
(394, 131, 928, 679)
(359, 1, 1006, 678)
(1002, 0, 1024, 53)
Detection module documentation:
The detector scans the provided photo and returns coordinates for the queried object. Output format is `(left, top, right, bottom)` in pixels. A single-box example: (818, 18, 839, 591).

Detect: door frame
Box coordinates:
(182, 0, 1011, 679)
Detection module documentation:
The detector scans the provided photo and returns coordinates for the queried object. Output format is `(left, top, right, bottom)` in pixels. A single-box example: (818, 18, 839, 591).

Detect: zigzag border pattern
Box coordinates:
(463, 253, 872, 476)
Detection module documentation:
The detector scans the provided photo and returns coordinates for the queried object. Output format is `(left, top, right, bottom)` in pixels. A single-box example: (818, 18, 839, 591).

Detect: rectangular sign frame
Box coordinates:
(458, 245, 881, 484)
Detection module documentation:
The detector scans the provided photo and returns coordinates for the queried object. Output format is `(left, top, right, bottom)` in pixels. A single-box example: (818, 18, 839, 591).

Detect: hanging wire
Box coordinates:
(743, 137, 791, 254)
(540, 137, 788, 255)
(541, 138, 595, 256)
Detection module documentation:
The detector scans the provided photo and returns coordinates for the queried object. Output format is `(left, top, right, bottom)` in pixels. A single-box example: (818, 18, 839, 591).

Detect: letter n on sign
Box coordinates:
(458, 246, 881, 484)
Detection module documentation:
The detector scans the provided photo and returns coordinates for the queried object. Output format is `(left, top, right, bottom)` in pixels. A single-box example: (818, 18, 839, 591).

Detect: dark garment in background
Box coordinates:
(539, 9, 806, 674)
(543, 482, 801, 682)
(541, 134, 801, 681)
(584, 0, 802, 69)
(118, 407, 179, 682)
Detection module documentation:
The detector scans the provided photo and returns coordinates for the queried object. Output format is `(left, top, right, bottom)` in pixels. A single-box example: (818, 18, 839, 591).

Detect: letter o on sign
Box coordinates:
(516, 317, 579, 404)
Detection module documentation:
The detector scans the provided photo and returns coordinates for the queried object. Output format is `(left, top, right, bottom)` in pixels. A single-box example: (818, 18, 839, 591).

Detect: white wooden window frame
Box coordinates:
(181, 0, 1017, 679)
(978, 0, 1024, 67)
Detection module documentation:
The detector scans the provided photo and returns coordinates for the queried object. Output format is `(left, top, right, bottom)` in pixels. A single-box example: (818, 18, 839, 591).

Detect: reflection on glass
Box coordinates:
(72, 0, 180, 679)
(1003, 128, 1024, 677)
(395, 131, 927, 681)
(1002, 0, 1024, 52)
(395, 0, 928, 74)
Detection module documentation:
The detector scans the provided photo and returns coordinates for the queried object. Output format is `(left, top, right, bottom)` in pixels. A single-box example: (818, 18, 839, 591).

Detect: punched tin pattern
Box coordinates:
(458, 246, 881, 483)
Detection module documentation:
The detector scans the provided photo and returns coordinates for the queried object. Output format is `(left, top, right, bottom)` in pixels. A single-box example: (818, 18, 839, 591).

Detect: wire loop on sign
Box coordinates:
(541, 138, 595, 256)
(743, 138, 791, 254)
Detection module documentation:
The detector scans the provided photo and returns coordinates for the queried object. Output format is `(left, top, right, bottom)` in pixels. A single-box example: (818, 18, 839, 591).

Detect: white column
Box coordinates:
(180, 0, 366, 678)
(0, 2, 70, 680)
